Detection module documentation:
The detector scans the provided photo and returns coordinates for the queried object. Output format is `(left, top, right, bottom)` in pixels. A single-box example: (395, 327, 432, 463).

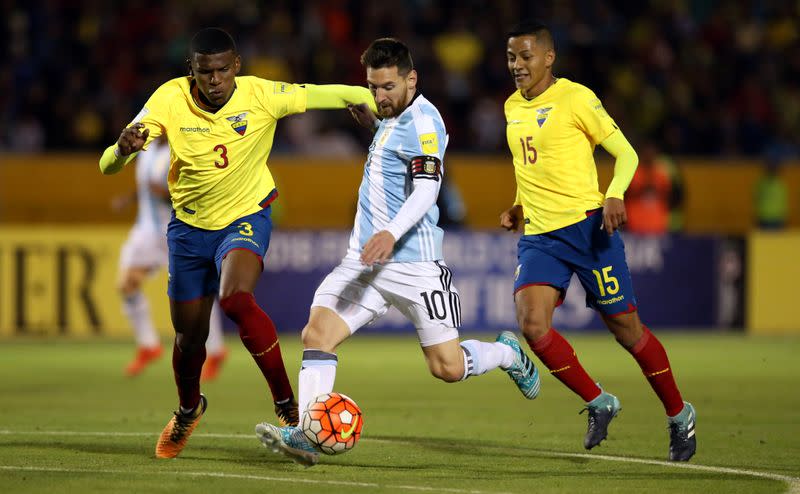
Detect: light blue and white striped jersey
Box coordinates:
(346, 94, 448, 262)
(134, 139, 173, 233)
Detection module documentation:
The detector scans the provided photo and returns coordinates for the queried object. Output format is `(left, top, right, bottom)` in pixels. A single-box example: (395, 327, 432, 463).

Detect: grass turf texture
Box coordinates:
(0, 333, 798, 493)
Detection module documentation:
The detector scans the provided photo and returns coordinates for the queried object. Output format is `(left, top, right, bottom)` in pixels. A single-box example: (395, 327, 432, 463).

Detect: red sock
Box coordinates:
(528, 328, 602, 402)
(172, 341, 205, 410)
(628, 326, 684, 416)
(220, 292, 294, 402)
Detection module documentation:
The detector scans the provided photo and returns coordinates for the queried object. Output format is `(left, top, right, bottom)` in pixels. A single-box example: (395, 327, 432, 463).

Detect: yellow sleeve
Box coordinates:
(601, 130, 639, 199)
(131, 82, 176, 150)
(305, 84, 378, 113)
(572, 85, 618, 145)
(258, 80, 308, 119)
(99, 144, 137, 175)
(99, 82, 175, 174)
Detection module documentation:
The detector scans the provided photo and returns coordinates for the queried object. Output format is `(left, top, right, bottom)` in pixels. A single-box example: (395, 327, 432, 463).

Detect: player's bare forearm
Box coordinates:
(360, 231, 396, 266)
(602, 197, 627, 234)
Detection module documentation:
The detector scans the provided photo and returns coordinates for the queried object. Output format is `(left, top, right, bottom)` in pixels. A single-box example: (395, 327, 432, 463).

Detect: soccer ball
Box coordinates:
(301, 392, 363, 455)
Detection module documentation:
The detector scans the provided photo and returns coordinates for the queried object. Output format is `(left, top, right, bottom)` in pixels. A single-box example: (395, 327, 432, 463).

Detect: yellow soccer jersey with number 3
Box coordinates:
(506, 78, 618, 234)
(132, 76, 307, 230)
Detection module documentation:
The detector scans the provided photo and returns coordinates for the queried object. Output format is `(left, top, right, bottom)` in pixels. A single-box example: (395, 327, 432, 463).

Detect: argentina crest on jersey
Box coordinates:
(226, 112, 248, 136)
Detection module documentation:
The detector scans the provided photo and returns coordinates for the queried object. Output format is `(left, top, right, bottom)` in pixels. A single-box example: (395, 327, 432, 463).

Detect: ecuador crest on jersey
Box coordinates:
(536, 107, 552, 128)
(226, 112, 248, 136)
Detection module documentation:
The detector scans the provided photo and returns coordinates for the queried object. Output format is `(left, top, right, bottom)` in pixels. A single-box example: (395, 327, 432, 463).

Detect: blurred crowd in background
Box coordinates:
(1, 0, 799, 160)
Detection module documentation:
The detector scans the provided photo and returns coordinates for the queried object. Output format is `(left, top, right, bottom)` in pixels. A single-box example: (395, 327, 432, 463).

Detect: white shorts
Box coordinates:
(119, 226, 168, 270)
(311, 258, 462, 347)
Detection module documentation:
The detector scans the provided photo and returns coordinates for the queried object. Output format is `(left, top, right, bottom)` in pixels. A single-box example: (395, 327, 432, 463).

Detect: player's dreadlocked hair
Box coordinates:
(507, 20, 555, 50)
(360, 38, 414, 76)
(190, 27, 237, 55)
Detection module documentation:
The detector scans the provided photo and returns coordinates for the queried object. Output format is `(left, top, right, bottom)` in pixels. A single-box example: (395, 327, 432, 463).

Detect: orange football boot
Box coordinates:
(125, 346, 163, 377)
(155, 394, 208, 458)
(200, 349, 228, 382)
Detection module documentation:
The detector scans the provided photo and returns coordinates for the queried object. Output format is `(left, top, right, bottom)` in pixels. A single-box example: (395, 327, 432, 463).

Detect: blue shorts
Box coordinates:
(514, 210, 637, 316)
(167, 207, 273, 302)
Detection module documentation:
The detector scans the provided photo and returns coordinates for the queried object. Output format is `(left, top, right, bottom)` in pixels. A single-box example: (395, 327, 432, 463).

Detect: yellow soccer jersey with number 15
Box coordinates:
(132, 76, 307, 230)
(506, 78, 618, 235)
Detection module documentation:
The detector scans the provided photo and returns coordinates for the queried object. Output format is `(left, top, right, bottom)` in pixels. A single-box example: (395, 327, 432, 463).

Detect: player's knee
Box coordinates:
(604, 313, 643, 349)
(301, 323, 337, 353)
(609, 322, 643, 349)
(117, 277, 140, 297)
(517, 311, 549, 341)
(175, 331, 206, 354)
(219, 291, 254, 321)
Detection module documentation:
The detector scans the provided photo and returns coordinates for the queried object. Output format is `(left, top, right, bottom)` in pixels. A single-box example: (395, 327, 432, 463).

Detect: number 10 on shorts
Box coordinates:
(419, 290, 461, 327)
(420, 291, 448, 320)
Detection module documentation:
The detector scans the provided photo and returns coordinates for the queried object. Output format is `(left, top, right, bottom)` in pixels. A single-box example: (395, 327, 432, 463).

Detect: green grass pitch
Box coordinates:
(0, 333, 798, 493)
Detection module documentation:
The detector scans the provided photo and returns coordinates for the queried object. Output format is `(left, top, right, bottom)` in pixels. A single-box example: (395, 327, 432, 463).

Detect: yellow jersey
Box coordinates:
(505, 78, 618, 234)
(133, 76, 307, 230)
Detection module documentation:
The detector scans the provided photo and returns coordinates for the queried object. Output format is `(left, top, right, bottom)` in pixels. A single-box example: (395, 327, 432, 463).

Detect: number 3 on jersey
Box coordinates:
(214, 144, 229, 168)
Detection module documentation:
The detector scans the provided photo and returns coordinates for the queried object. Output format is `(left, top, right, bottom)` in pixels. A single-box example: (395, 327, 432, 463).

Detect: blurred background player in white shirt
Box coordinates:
(114, 136, 228, 380)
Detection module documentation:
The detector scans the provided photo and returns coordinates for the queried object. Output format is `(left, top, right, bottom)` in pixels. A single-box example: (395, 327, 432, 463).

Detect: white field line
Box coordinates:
(1, 430, 798, 492)
(0, 465, 502, 494)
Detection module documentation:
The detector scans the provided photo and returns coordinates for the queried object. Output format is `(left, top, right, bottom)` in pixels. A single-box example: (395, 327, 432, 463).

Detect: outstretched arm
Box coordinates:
(599, 130, 638, 234)
(304, 84, 378, 114)
(99, 123, 150, 175)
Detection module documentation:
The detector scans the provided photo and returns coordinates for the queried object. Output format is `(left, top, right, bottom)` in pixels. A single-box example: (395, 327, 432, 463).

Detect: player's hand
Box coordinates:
(500, 205, 524, 232)
(602, 197, 627, 235)
(360, 230, 396, 266)
(347, 103, 379, 131)
(117, 123, 149, 156)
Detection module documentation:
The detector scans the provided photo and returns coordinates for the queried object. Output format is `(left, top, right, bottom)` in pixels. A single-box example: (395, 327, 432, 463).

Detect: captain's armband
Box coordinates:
(409, 156, 441, 181)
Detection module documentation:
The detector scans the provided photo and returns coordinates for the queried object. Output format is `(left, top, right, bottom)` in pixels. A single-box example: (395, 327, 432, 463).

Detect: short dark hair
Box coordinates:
(190, 27, 237, 55)
(507, 20, 555, 50)
(360, 38, 413, 76)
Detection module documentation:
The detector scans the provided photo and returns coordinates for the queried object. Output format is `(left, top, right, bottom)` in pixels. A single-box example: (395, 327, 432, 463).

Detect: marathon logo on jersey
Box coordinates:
(419, 132, 439, 155)
(226, 112, 248, 136)
(536, 107, 553, 128)
(410, 155, 441, 181)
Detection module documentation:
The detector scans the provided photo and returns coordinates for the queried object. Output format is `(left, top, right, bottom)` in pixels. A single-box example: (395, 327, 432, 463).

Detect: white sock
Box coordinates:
(460, 340, 516, 379)
(205, 300, 225, 354)
(298, 349, 338, 417)
(123, 292, 159, 348)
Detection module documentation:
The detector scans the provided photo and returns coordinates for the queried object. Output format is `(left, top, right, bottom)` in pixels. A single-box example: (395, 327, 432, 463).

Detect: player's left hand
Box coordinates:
(602, 197, 627, 235)
(347, 103, 379, 131)
(360, 230, 396, 266)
